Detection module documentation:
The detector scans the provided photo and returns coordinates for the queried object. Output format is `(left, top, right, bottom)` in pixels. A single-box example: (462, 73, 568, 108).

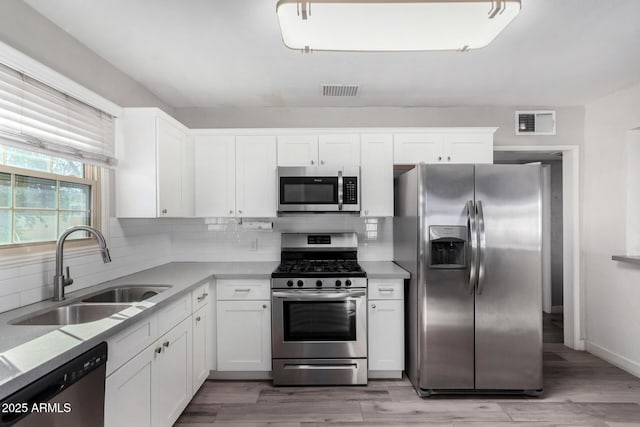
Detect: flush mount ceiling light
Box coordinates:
(276, 0, 521, 52)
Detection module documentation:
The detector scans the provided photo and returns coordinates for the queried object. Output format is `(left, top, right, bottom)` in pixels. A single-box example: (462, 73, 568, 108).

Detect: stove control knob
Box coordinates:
(286, 280, 294, 287)
(335, 280, 342, 287)
(345, 280, 352, 287)
(316, 280, 323, 287)
(297, 280, 304, 287)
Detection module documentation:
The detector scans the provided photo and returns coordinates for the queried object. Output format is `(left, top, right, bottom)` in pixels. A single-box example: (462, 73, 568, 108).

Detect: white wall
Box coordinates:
(583, 82, 640, 376)
(0, 1, 172, 112)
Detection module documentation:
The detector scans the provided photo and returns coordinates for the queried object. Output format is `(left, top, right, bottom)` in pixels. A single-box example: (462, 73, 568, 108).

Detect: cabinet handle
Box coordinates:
(155, 347, 162, 354)
(310, 160, 315, 165)
(438, 156, 442, 161)
(320, 160, 325, 165)
(163, 341, 170, 348)
(229, 210, 233, 214)
(447, 156, 451, 161)
(371, 304, 377, 309)
(197, 292, 208, 302)
(195, 316, 201, 322)
(238, 210, 242, 214)
(161, 209, 167, 214)
(235, 288, 251, 292)
(378, 288, 394, 292)
(262, 304, 268, 309)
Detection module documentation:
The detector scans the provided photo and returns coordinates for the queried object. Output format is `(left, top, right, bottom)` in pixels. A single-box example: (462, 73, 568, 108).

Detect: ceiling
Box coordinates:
(24, 0, 640, 109)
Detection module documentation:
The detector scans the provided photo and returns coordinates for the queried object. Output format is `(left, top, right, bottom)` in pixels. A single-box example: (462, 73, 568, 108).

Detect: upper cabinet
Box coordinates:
(361, 134, 393, 217)
(116, 108, 194, 218)
(394, 129, 495, 165)
(193, 133, 277, 218)
(277, 134, 360, 167)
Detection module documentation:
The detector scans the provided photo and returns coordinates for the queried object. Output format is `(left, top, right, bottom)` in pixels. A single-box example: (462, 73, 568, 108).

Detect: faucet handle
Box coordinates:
(64, 266, 74, 287)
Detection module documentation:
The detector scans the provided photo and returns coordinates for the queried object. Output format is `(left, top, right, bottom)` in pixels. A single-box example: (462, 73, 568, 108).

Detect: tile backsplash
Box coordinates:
(0, 215, 393, 313)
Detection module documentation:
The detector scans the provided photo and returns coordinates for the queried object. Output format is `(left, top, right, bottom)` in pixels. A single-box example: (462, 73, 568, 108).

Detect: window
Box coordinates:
(0, 144, 98, 246)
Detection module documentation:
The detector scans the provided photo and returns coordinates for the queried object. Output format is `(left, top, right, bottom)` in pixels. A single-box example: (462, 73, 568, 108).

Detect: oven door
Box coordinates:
(271, 289, 367, 359)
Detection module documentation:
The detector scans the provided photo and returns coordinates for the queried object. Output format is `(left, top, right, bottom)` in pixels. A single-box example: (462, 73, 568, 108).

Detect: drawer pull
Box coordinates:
(195, 316, 201, 322)
(235, 288, 251, 292)
(378, 288, 395, 292)
(163, 341, 170, 348)
(197, 292, 209, 302)
(371, 304, 377, 309)
(155, 347, 162, 354)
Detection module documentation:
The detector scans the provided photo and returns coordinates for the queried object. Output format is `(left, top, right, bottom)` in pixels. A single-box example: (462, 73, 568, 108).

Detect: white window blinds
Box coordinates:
(0, 62, 116, 167)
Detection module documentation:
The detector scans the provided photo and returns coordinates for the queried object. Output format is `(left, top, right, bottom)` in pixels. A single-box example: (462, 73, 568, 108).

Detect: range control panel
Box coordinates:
(343, 177, 358, 204)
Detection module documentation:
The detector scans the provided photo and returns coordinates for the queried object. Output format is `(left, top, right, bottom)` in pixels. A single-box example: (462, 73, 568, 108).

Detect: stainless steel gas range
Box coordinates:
(271, 233, 368, 386)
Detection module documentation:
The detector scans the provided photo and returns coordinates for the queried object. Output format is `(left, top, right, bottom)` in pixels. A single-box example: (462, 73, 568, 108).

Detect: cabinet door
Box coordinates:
(277, 135, 318, 166)
(393, 133, 444, 164)
(318, 134, 360, 166)
(153, 317, 193, 427)
(361, 134, 393, 217)
(368, 299, 404, 371)
(192, 305, 210, 395)
(217, 300, 271, 371)
(443, 133, 493, 164)
(181, 135, 195, 216)
(236, 135, 277, 217)
(156, 117, 185, 217)
(105, 345, 154, 427)
(194, 134, 236, 217)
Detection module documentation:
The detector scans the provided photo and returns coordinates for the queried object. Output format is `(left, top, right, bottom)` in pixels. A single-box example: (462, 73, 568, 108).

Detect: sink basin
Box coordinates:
(81, 285, 170, 303)
(12, 304, 133, 326)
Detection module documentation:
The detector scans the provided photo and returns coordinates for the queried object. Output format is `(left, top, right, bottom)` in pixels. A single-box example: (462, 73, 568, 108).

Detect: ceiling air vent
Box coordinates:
(322, 84, 359, 97)
(515, 110, 556, 135)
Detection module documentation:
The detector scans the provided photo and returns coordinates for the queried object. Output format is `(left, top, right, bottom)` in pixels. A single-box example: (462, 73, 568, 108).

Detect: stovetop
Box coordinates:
(272, 259, 366, 278)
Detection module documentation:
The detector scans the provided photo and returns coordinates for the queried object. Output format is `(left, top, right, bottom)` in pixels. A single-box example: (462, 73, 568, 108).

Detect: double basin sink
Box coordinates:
(12, 286, 170, 326)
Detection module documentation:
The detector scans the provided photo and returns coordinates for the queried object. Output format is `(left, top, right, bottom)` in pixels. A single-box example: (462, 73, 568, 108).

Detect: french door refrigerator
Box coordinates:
(394, 163, 543, 396)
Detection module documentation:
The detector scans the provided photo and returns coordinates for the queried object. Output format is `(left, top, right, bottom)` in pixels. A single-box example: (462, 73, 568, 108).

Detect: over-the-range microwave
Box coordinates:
(277, 166, 360, 213)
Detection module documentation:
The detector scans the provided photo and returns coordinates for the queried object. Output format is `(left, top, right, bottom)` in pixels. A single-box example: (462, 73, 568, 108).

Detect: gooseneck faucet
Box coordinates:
(53, 225, 112, 302)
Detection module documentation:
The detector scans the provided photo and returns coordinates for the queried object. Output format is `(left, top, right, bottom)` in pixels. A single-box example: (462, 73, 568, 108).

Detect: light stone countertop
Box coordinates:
(0, 260, 408, 399)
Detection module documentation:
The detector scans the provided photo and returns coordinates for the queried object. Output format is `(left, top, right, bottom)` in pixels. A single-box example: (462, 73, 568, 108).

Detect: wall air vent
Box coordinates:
(515, 110, 556, 135)
(322, 84, 359, 97)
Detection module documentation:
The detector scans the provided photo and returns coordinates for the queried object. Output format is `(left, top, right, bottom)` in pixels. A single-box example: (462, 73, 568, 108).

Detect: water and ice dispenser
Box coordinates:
(429, 226, 467, 269)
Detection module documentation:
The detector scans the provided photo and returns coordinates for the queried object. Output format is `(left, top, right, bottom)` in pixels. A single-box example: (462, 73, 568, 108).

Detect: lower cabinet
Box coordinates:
(105, 314, 194, 427)
(217, 299, 271, 371)
(192, 304, 210, 393)
(368, 280, 405, 378)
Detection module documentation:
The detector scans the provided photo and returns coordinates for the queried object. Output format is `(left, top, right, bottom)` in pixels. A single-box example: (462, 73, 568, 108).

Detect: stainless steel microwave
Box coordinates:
(277, 166, 360, 213)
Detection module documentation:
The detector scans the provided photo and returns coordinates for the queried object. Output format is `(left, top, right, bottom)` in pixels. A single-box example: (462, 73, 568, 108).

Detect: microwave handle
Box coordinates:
(338, 170, 343, 211)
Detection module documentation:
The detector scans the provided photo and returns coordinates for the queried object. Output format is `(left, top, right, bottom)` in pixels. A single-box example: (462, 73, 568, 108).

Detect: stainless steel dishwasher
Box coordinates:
(0, 342, 107, 427)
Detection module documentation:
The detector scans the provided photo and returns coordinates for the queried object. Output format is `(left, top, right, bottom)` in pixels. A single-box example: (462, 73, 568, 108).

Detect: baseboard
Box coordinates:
(368, 370, 403, 379)
(586, 341, 640, 378)
(208, 370, 272, 380)
(550, 305, 564, 314)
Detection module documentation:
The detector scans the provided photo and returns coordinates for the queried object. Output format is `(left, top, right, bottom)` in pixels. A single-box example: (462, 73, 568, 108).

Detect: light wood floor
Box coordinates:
(175, 314, 640, 426)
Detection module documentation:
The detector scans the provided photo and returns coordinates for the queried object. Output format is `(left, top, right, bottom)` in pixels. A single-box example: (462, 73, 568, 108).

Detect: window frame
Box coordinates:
(0, 161, 101, 253)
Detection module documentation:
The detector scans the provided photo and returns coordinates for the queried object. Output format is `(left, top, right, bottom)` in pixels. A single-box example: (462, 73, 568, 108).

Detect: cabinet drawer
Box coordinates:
(106, 313, 158, 376)
(216, 280, 270, 300)
(158, 293, 192, 336)
(368, 280, 404, 300)
(192, 280, 211, 311)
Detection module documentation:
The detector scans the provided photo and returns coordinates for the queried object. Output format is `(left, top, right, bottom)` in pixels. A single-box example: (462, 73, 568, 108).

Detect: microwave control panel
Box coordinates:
(343, 177, 358, 204)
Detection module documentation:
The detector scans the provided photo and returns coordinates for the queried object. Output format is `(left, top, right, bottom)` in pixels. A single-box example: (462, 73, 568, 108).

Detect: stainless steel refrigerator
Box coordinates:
(394, 164, 543, 396)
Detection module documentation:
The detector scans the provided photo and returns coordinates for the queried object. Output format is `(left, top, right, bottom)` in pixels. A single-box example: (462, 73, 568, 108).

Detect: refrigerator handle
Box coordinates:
(466, 200, 478, 294)
(476, 199, 487, 295)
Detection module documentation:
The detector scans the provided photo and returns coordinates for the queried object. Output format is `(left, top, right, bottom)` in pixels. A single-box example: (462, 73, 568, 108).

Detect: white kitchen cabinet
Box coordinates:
(153, 317, 193, 427)
(361, 134, 393, 217)
(235, 135, 277, 217)
(277, 135, 318, 166)
(194, 134, 236, 217)
(192, 304, 210, 394)
(393, 130, 495, 165)
(368, 279, 404, 377)
(105, 344, 154, 427)
(277, 134, 360, 167)
(216, 300, 271, 371)
(116, 108, 193, 218)
(318, 134, 360, 166)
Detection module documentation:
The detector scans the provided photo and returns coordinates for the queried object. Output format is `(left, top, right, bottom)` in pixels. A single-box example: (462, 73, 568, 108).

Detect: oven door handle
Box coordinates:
(272, 290, 366, 299)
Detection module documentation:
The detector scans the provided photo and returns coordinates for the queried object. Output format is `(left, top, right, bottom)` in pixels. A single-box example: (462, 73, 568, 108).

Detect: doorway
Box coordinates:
(494, 145, 582, 350)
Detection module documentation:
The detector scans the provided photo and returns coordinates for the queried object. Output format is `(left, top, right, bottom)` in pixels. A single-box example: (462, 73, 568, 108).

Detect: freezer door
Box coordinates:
(474, 164, 543, 391)
(420, 165, 476, 390)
